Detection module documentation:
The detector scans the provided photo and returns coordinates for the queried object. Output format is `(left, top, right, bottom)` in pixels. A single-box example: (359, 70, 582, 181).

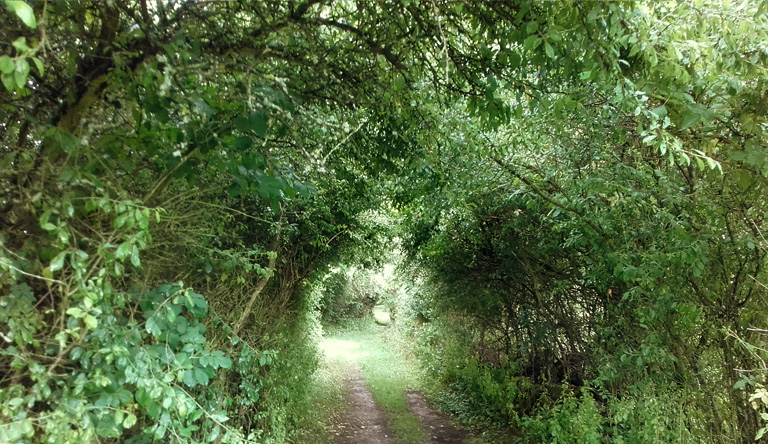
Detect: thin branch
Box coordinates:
(1, 259, 65, 284)
(313, 18, 403, 70)
(231, 209, 284, 338)
(491, 157, 616, 249)
(322, 119, 367, 164)
(190, 201, 275, 224)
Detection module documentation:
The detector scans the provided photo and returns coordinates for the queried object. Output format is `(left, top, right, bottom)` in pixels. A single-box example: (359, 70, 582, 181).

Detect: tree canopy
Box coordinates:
(1, 1, 768, 443)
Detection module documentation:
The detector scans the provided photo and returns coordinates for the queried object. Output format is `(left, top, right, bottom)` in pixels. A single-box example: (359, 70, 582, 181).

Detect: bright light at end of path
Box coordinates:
(319, 338, 369, 360)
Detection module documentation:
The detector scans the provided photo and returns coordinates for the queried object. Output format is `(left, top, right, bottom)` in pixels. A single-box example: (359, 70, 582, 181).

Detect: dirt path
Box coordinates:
(331, 364, 470, 444)
(405, 391, 469, 443)
(331, 364, 396, 444)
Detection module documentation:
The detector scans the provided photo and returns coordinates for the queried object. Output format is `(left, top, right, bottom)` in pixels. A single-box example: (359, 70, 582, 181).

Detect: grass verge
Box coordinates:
(293, 337, 347, 444)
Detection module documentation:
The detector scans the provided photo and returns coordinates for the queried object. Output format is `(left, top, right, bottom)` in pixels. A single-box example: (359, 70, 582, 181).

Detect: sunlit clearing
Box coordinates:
(319, 338, 369, 360)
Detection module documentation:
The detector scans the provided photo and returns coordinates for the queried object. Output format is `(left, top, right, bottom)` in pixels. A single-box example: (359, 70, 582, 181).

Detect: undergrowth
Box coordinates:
(293, 350, 347, 444)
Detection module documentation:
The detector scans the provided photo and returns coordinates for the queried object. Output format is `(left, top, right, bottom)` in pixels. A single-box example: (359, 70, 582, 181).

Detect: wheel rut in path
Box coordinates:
(405, 391, 469, 444)
(331, 364, 470, 444)
(332, 364, 395, 444)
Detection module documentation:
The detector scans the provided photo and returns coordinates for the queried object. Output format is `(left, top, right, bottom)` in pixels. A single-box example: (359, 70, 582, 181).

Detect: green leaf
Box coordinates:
(83, 314, 98, 329)
(50, 251, 67, 272)
(523, 35, 541, 51)
(234, 116, 249, 133)
(183, 369, 197, 387)
(193, 367, 209, 386)
(14, 71, 25, 89)
(12, 37, 29, 53)
(545, 42, 554, 59)
(116, 242, 131, 260)
(207, 426, 220, 442)
(166, 305, 178, 322)
(215, 355, 232, 369)
(0, 56, 13, 74)
(1, 72, 14, 91)
(130, 245, 141, 267)
(113, 213, 129, 229)
(115, 389, 132, 404)
(123, 414, 137, 429)
(189, 408, 205, 422)
(14, 58, 29, 89)
(235, 112, 268, 138)
(394, 75, 406, 90)
(66, 307, 85, 318)
(680, 113, 701, 130)
(189, 97, 214, 117)
(232, 136, 252, 151)
(6, 2, 36, 28)
(135, 208, 149, 229)
(51, 129, 78, 154)
(587, 4, 601, 20)
(736, 170, 754, 190)
(547, 28, 563, 42)
(31, 56, 43, 76)
(146, 402, 160, 420)
(649, 105, 668, 119)
(209, 411, 228, 423)
(175, 352, 189, 365)
(145, 317, 162, 337)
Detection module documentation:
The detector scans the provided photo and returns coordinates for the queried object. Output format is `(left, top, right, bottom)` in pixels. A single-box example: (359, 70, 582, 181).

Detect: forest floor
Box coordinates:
(309, 313, 474, 444)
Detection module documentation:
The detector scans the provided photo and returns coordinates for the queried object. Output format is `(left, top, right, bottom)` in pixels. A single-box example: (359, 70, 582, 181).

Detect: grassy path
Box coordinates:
(319, 319, 427, 443)
(299, 312, 474, 444)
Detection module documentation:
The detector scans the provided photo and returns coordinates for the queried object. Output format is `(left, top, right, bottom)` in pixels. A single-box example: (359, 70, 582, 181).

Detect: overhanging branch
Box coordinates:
(492, 156, 616, 249)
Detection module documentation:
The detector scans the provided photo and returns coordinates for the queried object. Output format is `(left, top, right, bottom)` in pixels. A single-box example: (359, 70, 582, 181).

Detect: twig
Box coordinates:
(749, 275, 768, 291)
(322, 119, 367, 164)
(190, 201, 275, 224)
(0, 259, 64, 284)
(432, 0, 451, 80)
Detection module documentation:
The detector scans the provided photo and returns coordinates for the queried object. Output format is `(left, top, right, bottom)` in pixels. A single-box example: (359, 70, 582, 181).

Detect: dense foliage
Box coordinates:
(0, 1, 414, 442)
(1, 1, 767, 443)
(394, 2, 768, 443)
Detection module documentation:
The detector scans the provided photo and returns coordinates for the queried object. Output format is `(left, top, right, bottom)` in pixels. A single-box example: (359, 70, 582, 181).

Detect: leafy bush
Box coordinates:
(519, 387, 603, 444)
(414, 319, 548, 431)
(0, 283, 234, 443)
(604, 383, 695, 443)
(317, 266, 382, 325)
